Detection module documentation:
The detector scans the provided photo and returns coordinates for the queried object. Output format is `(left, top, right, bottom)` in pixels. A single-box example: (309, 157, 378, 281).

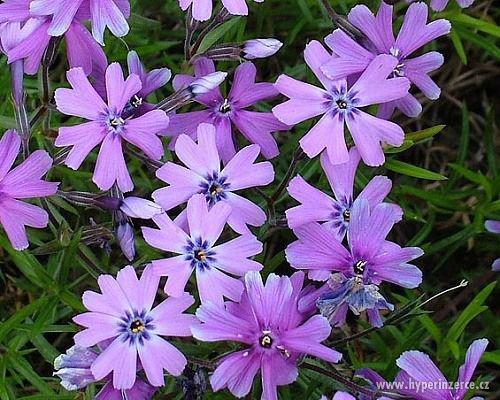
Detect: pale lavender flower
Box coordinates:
(0, 130, 58, 250)
(153, 123, 274, 234)
(395, 339, 488, 400)
(54, 345, 157, 399)
(126, 50, 171, 116)
(192, 271, 342, 400)
(179, 0, 262, 21)
(73, 265, 198, 389)
(485, 220, 500, 271)
(168, 58, 289, 162)
(54, 63, 169, 192)
(272, 43, 410, 166)
(430, 0, 475, 12)
(321, 2, 451, 118)
(0, 1, 108, 76)
(286, 147, 402, 244)
(286, 199, 423, 327)
(243, 38, 283, 59)
(142, 194, 263, 305)
(28, 0, 131, 44)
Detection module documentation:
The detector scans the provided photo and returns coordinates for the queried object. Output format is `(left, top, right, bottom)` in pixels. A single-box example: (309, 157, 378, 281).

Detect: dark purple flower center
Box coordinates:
(200, 172, 230, 206)
(119, 310, 154, 345)
(218, 98, 232, 114)
(328, 86, 359, 116)
(330, 196, 353, 236)
(354, 260, 367, 275)
(389, 47, 405, 77)
(185, 237, 215, 270)
(259, 333, 273, 348)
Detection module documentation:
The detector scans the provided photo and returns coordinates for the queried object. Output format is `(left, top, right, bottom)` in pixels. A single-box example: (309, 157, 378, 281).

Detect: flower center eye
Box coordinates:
(259, 332, 273, 348)
(336, 100, 348, 109)
(195, 250, 206, 261)
(131, 95, 143, 108)
(210, 184, 223, 196)
(129, 319, 145, 334)
(219, 99, 231, 113)
(109, 116, 125, 127)
(354, 260, 367, 275)
(343, 209, 350, 222)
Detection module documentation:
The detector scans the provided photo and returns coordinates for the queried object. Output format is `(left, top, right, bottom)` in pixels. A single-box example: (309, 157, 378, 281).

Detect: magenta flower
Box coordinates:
(0, 1, 108, 76)
(192, 271, 342, 400)
(485, 220, 500, 271)
(430, 0, 475, 12)
(168, 58, 289, 162)
(54, 63, 170, 192)
(153, 123, 274, 234)
(321, 2, 450, 118)
(179, 0, 261, 21)
(286, 147, 402, 242)
(0, 130, 58, 250)
(28, 0, 130, 44)
(272, 42, 410, 166)
(286, 199, 423, 327)
(54, 345, 156, 399)
(73, 265, 197, 389)
(395, 339, 488, 400)
(142, 194, 263, 305)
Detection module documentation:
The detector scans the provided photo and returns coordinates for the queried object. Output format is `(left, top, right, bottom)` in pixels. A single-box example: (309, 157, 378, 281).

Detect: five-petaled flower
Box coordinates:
(192, 271, 342, 400)
(321, 2, 450, 118)
(54, 63, 170, 192)
(153, 123, 274, 234)
(168, 58, 289, 162)
(0, 130, 59, 250)
(273, 43, 410, 166)
(286, 199, 423, 327)
(142, 193, 264, 305)
(73, 265, 198, 389)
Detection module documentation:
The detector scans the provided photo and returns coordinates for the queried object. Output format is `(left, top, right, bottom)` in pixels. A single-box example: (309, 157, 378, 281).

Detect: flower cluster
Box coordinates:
(0, 0, 493, 399)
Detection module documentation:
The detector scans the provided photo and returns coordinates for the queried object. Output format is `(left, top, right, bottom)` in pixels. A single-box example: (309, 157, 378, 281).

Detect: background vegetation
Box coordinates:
(0, 0, 498, 398)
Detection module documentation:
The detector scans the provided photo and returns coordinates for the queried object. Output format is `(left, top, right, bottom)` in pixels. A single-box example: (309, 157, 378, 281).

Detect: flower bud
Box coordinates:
(189, 72, 227, 96)
(53, 346, 97, 390)
(120, 197, 163, 219)
(243, 39, 283, 59)
(117, 220, 136, 261)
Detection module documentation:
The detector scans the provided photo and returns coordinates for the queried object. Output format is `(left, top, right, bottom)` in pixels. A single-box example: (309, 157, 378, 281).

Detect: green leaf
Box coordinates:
(450, 29, 467, 65)
(442, 12, 500, 38)
(7, 353, 55, 395)
(405, 125, 446, 142)
(197, 17, 242, 54)
(385, 159, 447, 180)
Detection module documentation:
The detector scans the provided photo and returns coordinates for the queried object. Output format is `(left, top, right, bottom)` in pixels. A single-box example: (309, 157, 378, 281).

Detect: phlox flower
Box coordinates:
(286, 147, 402, 242)
(192, 271, 342, 400)
(54, 63, 170, 192)
(142, 193, 263, 305)
(321, 2, 451, 118)
(54, 345, 156, 399)
(286, 199, 423, 327)
(429, 0, 475, 12)
(485, 220, 500, 271)
(168, 58, 289, 162)
(179, 0, 263, 22)
(272, 42, 410, 166)
(73, 265, 198, 389)
(0, 130, 58, 250)
(395, 338, 488, 400)
(0, 0, 108, 76)
(153, 123, 274, 234)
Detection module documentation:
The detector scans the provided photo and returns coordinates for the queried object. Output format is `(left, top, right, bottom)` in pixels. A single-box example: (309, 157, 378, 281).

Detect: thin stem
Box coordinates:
(319, 0, 365, 40)
(190, 7, 231, 58)
(268, 147, 304, 205)
(184, 7, 198, 60)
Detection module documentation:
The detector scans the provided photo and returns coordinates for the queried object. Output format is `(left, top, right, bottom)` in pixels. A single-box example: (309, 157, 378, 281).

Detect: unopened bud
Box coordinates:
(53, 346, 97, 391)
(120, 197, 163, 219)
(243, 39, 283, 59)
(117, 221, 135, 261)
(189, 72, 227, 96)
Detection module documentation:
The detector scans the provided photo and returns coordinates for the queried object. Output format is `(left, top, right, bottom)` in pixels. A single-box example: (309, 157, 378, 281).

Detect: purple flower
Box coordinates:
(0, 1, 108, 76)
(73, 265, 198, 389)
(243, 38, 283, 59)
(179, 0, 261, 21)
(168, 58, 289, 162)
(272, 42, 409, 166)
(485, 220, 500, 271)
(142, 194, 263, 305)
(54, 345, 157, 399)
(126, 50, 171, 116)
(286, 199, 423, 327)
(153, 123, 274, 234)
(321, 393, 355, 400)
(54, 63, 170, 192)
(192, 271, 342, 400)
(28, 0, 130, 44)
(0, 130, 59, 250)
(321, 2, 451, 118)
(286, 147, 402, 242)
(395, 338, 488, 400)
(430, 0, 475, 12)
